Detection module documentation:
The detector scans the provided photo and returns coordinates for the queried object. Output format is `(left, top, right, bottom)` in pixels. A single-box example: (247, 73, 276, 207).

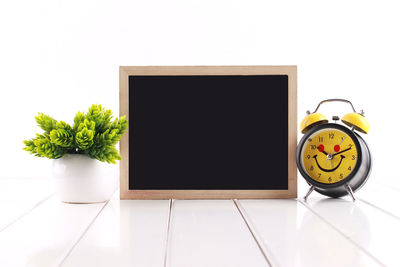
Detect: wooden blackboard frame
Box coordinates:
(119, 66, 297, 199)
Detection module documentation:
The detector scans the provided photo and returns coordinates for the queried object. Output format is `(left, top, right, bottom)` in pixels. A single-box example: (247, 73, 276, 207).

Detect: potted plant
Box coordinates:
(23, 104, 128, 203)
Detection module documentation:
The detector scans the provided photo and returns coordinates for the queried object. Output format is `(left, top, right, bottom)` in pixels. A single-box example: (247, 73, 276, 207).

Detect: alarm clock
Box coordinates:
(296, 99, 372, 201)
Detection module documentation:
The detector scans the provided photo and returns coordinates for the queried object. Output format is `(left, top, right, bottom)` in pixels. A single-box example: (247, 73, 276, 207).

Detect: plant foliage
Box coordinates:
(23, 105, 128, 163)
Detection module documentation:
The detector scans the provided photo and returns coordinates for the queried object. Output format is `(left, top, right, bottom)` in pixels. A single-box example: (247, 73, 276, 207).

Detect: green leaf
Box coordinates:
(77, 119, 95, 132)
(86, 144, 121, 164)
(33, 133, 66, 159)
(76, 128, 94, 150)
(23, 139, 41, 157)
(35, 113, 57, 133)
(73, 111, 85, 131)
(50, 128, 74, 148)
(85, 104, 114, 133)
(56, 121, 72, 130)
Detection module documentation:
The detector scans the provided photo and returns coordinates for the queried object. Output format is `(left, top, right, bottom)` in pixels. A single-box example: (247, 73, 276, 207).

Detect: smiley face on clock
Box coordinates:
(300, 128, 359, 184)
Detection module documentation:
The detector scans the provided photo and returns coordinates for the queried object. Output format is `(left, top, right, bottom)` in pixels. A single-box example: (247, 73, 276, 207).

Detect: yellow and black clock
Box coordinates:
(296, 99, 372, 201)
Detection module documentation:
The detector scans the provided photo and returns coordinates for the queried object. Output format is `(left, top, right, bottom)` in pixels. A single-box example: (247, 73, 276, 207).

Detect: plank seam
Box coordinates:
(298, 199, 385, 266)
(375, 181, 400, 192)
(163, 199, 173, 267)
(357, 197, 400, 221)
(233, 199, 275, 267)
(356, 182, 400, 220)
(56, 200, 109, 267)
(0, 193, 54, 233)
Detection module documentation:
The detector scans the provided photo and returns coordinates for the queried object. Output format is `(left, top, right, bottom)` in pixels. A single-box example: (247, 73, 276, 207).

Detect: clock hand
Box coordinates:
(332, 137, 347, 154)
(332, 147, 352, 156)
(321, 150, 328, 156)
(323, 137, 346, 161)
(338, 137, 346, 145)
(318, 144, 329, 156)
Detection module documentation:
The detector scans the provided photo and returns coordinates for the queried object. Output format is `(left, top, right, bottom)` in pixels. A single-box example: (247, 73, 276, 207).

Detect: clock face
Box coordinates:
(300, 127, 358, 184)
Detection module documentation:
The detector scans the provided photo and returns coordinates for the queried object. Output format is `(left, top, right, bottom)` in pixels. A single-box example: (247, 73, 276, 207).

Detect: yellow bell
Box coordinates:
(342, 113, 369, 134)
(300, 113, 328, 134)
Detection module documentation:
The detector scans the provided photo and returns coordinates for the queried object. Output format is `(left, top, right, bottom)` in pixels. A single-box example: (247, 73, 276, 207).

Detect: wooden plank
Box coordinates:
(62, 199, 170, 267)
(0, 178, 53, 202)
(356, 182, 400, 218)
(238, 199, 382, 267)
(377, 178, 400, 192)
(302, 196, 399, 266)
(0, 196, 105, 267)
(0, 178, 54, 232)
(166, 200, 269, 267)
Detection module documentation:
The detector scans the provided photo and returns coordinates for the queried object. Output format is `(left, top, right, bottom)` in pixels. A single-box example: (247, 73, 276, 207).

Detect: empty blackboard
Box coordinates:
(120, 66, 297, 199)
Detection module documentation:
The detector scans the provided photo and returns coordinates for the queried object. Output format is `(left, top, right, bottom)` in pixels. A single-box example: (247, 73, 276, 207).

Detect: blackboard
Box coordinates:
(120, 66, 297, 199)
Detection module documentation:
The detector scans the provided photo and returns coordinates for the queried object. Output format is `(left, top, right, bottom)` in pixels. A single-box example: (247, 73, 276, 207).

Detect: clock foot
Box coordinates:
(303, 185, 315, 202)
(345, 184, 356, 202)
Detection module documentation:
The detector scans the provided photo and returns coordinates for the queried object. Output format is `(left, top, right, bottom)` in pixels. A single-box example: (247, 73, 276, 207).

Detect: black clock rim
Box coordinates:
(296, 123, 363, 189)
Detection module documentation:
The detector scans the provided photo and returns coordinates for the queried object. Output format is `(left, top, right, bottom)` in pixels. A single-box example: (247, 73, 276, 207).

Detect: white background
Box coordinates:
(0, 0, 398, 189)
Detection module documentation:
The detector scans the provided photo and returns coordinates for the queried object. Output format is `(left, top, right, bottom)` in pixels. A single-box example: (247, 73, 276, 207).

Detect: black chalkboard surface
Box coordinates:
(120, 66, 297, 199)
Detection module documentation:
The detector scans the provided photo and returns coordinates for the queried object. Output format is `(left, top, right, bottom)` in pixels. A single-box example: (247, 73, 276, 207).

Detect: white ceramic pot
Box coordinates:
(52, 154, 118, 203)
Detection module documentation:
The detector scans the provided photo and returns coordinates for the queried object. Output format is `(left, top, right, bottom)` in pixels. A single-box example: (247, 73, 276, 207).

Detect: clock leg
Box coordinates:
(345, 184, 356, 202)
(303, 185, 315, 201)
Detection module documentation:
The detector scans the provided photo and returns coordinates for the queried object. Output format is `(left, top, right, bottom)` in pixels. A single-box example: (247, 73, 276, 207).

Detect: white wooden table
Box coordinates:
(0, 177, 397, 267)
